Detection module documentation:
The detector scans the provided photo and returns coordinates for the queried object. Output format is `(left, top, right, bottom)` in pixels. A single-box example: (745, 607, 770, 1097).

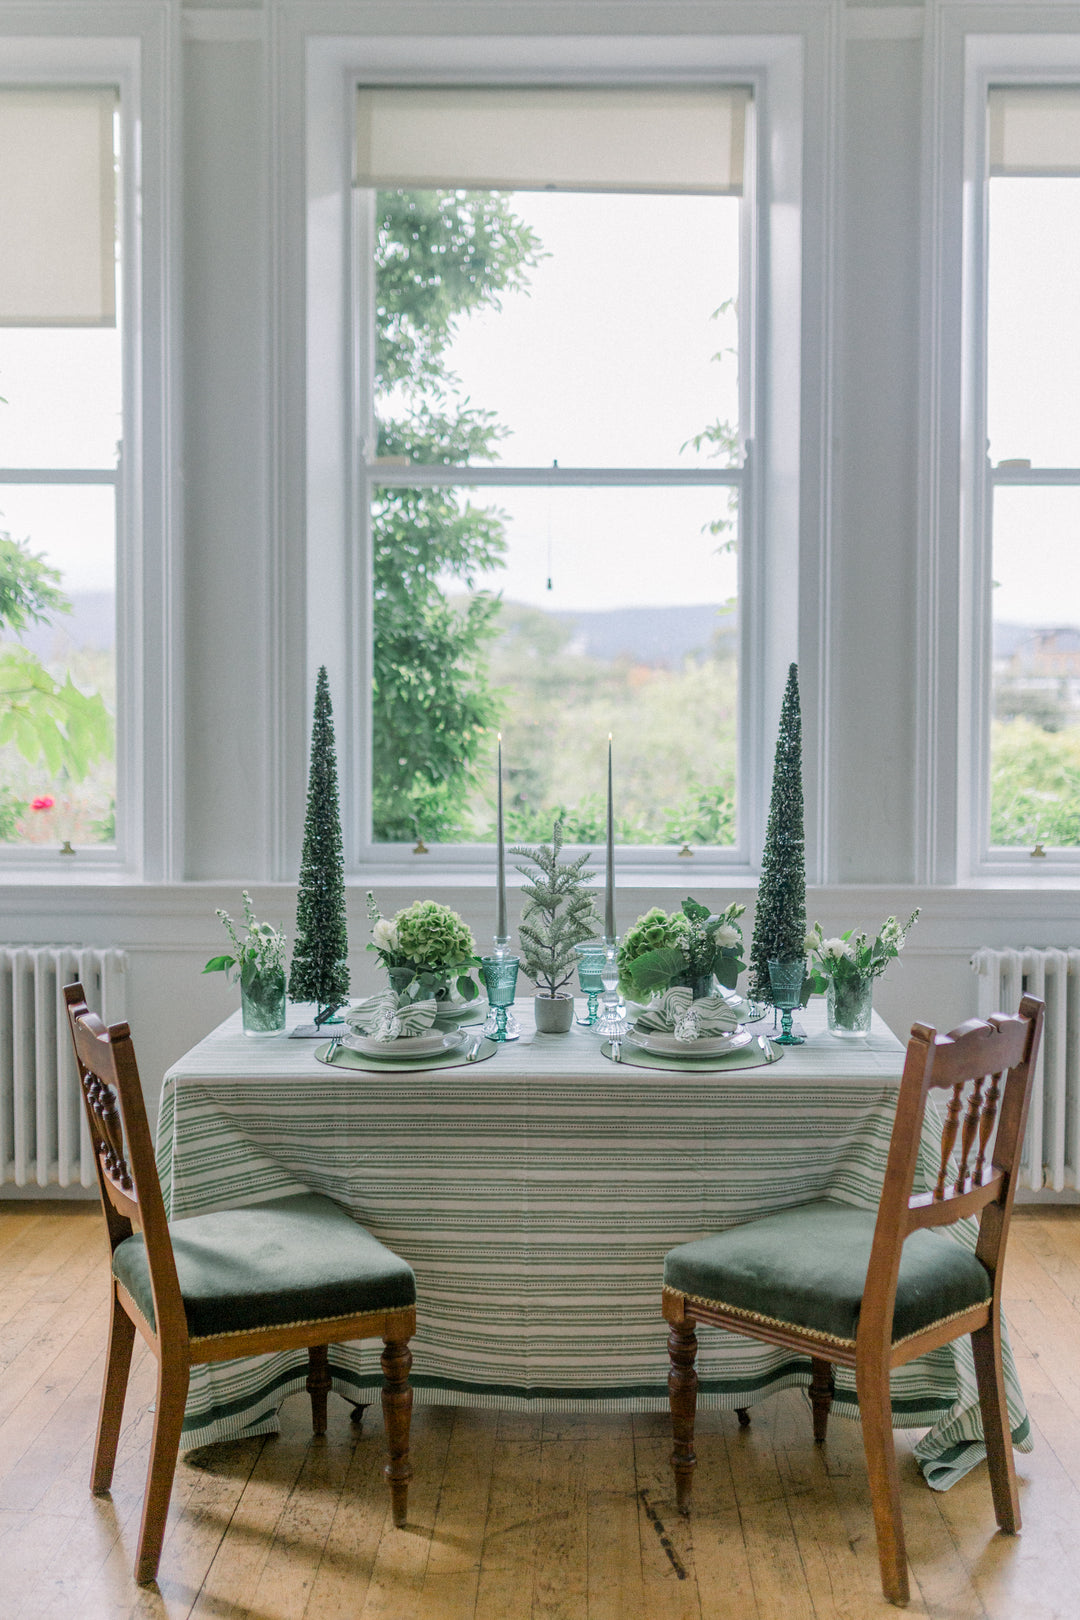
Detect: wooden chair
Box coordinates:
(662, 996, 1044, 1607)
(64, 982, 417, 1586)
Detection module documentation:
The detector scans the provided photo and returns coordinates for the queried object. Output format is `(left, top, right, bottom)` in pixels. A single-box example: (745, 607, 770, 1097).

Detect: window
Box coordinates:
(983, 85, 1080, 856)
(357, 86, 750, 852)
(0, 85, 119, 851)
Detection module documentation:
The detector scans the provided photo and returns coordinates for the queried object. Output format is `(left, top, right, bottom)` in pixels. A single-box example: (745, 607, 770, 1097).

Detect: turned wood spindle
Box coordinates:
(974, 1071, 1003, 1181)
(934, 1081, 965, 1200)
(956, 1076, 985, 1191)
(381, 1339, 414, 1527)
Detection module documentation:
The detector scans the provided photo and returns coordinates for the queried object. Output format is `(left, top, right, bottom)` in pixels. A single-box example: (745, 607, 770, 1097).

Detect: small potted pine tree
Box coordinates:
(511, 820, 600, 1033)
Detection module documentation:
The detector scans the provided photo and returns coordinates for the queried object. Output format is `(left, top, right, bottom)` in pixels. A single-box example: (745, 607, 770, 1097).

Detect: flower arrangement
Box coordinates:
(618, 897, 746, 1003)
(203, 892, 287, 986)
(805, 910, 920, 995)
(366, 892, 481, 1003)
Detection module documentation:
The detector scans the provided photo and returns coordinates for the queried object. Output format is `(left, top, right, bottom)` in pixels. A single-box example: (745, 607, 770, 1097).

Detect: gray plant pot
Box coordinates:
(534, 994, 575, 1034)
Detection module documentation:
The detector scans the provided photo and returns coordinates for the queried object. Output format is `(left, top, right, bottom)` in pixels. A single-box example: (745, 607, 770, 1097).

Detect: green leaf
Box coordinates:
(456, 974, 479, 1002)
(203, 955, 236, 974)
(623, 945, 686, 998)
(681, 897, 711, 923)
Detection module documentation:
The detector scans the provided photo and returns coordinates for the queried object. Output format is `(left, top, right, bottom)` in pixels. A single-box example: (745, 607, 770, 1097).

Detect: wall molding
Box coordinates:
(182, 8, 264, 43)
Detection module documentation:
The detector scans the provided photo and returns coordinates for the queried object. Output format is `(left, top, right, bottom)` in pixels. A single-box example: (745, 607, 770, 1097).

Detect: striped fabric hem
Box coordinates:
(663, 1285, 992, 1352)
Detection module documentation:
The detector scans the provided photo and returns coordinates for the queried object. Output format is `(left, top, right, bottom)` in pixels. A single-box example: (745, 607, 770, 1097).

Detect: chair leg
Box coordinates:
(307, 1344, 331, 1437)
(971, 1316, 1021, 1534)
(856, 1356, 909, 1607)
(667, 1320, 699, 1516)
(92, 1288, 136, 1493)
(810, 1356, 835, 1444)
(381, 1338, 413, 1528)
(135, 1353, 189, 1586)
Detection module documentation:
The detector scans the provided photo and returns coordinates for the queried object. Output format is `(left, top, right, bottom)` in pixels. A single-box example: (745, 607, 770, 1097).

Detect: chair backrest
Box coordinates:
(64, 982, 185, 1346)
(861, 994, 1043, 1349)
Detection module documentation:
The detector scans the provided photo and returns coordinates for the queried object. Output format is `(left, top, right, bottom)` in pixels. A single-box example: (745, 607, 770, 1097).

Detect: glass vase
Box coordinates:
(675, 970, 715, 1001)
(827, 975, 873, 1037)
(240, 964, 286, 1036)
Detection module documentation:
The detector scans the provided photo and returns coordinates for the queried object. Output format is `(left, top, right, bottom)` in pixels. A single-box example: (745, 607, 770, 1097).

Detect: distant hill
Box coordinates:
(547, 603, 736, 667)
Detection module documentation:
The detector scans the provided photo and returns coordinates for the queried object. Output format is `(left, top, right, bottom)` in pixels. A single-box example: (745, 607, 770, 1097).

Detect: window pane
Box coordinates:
(371, 483, 738, 846)
(375, 190, 741, 469)
(991, 484, 1080, 848)
(0, 328, 121, 468)
(987, 177, 1080, 467)
(0, 483, 115, 845)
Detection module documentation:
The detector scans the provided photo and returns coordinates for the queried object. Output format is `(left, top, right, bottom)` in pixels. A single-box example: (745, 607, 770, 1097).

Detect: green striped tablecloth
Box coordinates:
(156, 1001, 1030, 1490)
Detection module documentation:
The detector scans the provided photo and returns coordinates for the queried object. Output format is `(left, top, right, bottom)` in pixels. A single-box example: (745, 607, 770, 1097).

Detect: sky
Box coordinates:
(0, 179, 1077, 624)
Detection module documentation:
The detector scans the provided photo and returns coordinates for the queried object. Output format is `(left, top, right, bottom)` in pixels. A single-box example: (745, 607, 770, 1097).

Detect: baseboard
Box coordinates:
(0, 1184, 97, 1202)
(1015, 1187, 1080, 1206)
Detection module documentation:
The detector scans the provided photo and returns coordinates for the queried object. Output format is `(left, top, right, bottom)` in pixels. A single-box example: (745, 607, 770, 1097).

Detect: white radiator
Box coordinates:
(971, 947, 1080, 1193)
(0, 948, 127, 1188)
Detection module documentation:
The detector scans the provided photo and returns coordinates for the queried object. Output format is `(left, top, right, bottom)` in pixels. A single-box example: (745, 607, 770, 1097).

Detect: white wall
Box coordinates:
(4, 1, 1080, 1190)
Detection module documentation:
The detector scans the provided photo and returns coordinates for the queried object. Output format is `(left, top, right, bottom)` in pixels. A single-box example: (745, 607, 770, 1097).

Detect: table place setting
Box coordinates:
(600, 984, 782, 1071)
(315, 989, 497, 1071)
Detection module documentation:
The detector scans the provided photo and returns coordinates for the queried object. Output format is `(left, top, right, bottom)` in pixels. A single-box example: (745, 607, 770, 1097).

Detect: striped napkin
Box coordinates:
(633, 987, 743, 1044)
(345, 991, 439, 1043)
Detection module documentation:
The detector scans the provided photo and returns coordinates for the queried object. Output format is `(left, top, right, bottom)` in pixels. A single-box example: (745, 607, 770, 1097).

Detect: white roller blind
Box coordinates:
(0, 87, 118, 326)
(355, 86, 749, 195)
(989, 86, 1080, 177)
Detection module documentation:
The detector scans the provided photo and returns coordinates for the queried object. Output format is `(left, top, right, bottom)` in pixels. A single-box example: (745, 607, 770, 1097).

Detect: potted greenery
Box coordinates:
(365, 892, 482, 1005)
(618, 898, 746, 1004)
(510, 821, 600, 1032)
(805, 910, 920, 1036)
(203, 892, 288, 1036)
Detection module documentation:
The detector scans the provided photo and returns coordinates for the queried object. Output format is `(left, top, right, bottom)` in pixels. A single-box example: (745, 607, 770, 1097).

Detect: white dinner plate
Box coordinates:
(626, 1026, 754, 1058)
(344, 1029, 464, 1059)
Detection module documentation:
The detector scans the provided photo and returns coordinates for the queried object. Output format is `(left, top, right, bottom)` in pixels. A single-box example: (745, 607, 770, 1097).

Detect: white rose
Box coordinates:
(373, 918, 399, 952)
(804, 930, 820, 952)
(821, 937, 853, 961)
(714, 924, 740, 948)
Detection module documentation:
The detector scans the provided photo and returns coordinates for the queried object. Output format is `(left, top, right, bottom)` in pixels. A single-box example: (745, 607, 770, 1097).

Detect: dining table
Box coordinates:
(154, 996, 1030, 1490)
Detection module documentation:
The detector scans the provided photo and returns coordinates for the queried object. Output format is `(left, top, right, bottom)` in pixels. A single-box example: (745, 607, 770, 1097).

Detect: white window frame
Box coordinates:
(959, 31, 1080, 878)
(0, 16, 180, 880)
(302, 30, 807, 880)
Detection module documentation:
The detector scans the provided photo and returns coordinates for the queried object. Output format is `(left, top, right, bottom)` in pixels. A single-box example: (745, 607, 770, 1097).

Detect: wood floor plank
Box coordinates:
(415, 1407, 496, 1620)
(357, 1403, 456, 1620)
(583, 1417, 645, 1620)
(631, 1413, 702, 1620)
(299, 1410, 393, 1620)
(472, 1427, 542, 1620)
(530, 1427, 589, 1620)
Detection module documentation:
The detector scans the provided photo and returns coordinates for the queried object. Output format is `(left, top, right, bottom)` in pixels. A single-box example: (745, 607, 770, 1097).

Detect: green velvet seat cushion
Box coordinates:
(113, 1193, 416, 1340)
(664, 1198, 991, 1345)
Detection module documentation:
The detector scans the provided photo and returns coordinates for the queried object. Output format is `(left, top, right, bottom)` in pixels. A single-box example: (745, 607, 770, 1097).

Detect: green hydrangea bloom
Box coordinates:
(394, 900, 476, 969)
(619, 907, 689, 967)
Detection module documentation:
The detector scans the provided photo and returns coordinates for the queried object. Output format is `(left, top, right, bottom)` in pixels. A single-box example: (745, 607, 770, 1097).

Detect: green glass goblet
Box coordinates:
(481, 954, 520, 1043)
(575, 944, 607, 1026)
(767, 957, 807, 1046)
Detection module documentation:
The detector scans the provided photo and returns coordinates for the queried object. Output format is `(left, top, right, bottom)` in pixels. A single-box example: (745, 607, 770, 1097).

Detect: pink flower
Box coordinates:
(31, 796, 55, 811)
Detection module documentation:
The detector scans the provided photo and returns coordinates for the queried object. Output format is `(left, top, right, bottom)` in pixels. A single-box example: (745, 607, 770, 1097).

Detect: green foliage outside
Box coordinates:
(749, 663, 806, 998)
(371, 190, 543, 843)
(0, 533, 112, 841)
(289, 667, 350, 1021)
(990, 717, 1080, 847)
(370, 191, 739, 848)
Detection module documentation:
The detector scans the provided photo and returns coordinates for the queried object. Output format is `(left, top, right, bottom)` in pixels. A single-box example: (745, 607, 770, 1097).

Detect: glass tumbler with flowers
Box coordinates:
(203, 892, 288, 1036)
(366, 892, 482, 1009)
(805, 909, 920, 1037)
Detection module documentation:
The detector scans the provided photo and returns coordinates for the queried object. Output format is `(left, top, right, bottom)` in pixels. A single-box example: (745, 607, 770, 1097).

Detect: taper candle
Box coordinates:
(496, 734, 507, 940)
(605, 734, 616, 940)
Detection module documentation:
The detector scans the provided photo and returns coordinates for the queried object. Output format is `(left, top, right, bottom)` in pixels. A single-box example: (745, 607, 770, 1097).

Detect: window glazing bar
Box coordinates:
(990, 466, 1080, 485)
(0, 467, 119, 484)
(361, 464, 743, 489)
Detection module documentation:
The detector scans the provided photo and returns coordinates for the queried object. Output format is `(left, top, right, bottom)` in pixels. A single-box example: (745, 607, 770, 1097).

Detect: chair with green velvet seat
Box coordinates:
(64, 982, 417, 1586)
(662, 997, 1043, 1608)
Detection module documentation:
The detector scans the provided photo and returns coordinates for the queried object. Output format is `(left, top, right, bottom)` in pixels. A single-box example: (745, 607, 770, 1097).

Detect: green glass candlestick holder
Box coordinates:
(575, 943, 606, 1026)
(481, 953, 520, 1042)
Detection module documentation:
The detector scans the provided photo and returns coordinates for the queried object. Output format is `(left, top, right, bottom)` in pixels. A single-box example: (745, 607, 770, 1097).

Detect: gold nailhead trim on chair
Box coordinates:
(662, 1284, 991, 1351)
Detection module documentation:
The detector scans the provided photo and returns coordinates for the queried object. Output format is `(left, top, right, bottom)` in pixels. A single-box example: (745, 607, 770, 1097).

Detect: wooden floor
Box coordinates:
(2, 1209, 1080, 1620)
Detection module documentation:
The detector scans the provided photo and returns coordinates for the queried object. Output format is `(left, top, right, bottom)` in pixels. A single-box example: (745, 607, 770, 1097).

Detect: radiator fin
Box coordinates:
(971, 946, 1080, 1193)
(0, 948, 127, 1188)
